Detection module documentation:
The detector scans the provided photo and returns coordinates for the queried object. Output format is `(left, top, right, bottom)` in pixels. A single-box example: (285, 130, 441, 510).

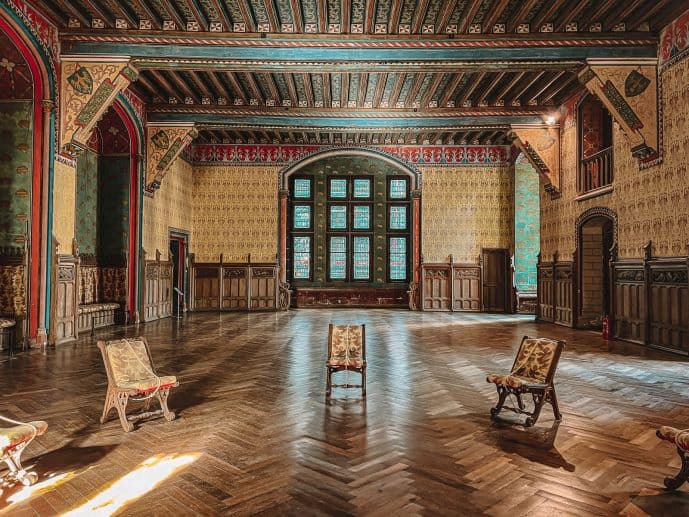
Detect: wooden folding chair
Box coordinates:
(326, 324, 366, 397)
(486, 336, 565, 427)
(0, 416, 47, 487)
(97, 337, 178, 432)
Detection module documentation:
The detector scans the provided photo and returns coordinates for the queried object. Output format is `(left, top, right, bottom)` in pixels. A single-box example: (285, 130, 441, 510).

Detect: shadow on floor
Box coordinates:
(624, 487, 689, 516)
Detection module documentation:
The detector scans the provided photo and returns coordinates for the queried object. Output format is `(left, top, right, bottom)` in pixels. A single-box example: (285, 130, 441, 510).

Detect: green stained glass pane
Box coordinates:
(389, 179, 407, 199)
(330, 205, 347, 229)
(353, 178, 371, 198)
(330, 178, 347, 198)
(389, 206, 407, 230)
(389, 237, 406, 280)
(293, 236, 311, 279)
(353, 236, 370, 279)
(294, 178, 311, 198)
(353, 205, 370, 229)
(330, 236, 347, 279)
(293, 205, 311, 229)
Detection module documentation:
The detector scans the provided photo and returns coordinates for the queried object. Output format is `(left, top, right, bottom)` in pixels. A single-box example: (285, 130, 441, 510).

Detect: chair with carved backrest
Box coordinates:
(97, 337, 178, 432)
(0, 415, 47, 487)
(486, 336, 565, 427)
(326, 324, 366, 396)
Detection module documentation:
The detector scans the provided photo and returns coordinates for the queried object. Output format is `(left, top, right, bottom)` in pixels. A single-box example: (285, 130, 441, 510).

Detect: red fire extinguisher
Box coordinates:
(602, 315, 610, 340)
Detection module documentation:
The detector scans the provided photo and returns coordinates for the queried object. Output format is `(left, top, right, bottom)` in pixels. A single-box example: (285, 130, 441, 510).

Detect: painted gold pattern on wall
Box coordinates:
(143, 157, 193, 261)
(542, 58, 689, 261)
(421, 166, 514, 263)
(192, 165, 279, 263)
(52, 159, 76, 254)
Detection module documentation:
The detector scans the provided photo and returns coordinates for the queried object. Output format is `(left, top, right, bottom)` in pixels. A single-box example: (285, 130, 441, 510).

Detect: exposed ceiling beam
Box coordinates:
(224, 72, 249, 104)
(135, 74, 158, 99)
(243, 72, 265, 102)
(149, 70, 180, 101)
(530, 0, 568, 33)
(440, 72, 465, 106)
(412, 0, 431, 35)
(555, 0, 591, 32)
(436, 0, 459, 34)
(422, 73, 445, 108)
(456, 1, 483, 34)
(188, 71, 214, 100)
(651, 1, 689, 32)
(204, 71, 232, 100)
(506, 0, 540, 32)
(185, 0, 209, 31)
(406, 74, 426, 107)
(237, 0, 256, 31)
(490, 71, 525, 105)
(358, 73, 369, 108)
(364, 0, 377, 34)
(477, 72, 505, 105)
(456, 72, 485, 106)
(340, 72, 350, 106)
(322, 73, 331, 106)
(373, 72, 388, 107)
(55, 0, 91, 28)
(527, 71, 567, 104)
(577, 0, 617, 31)
(290, 0, 304, 33)
(483, 0, 512, 33)
(542, 76, 580, 104)
(388, 73, 407, 107)
(158, 1, 186, 30)
(130, 0, 163, 29)
(285, 74, 300, 106)
(388, 0, 404, 33)
(87, 0, 116, 27)
(303, 73, 315, 107)
(317, 0, 328, 33)
(342, 0, 351, 33)
(38, 0, 69, 26)
(167, 71, 201, 103)
(603, 0, 646, 31)
(506, 71, 546, 105)
(263, 0, 280, 32)
(207, 0, 233, 31)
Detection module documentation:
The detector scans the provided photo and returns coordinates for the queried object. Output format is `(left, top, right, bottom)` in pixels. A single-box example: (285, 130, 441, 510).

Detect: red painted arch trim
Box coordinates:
(111, 100, 140, 316)
(0, 15, 45, 339)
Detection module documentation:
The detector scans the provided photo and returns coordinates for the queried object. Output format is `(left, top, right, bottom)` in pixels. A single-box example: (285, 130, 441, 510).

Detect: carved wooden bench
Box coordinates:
(77, 303, 119, 333)
(0, 318, 15, 351)
(487, 336, 565, 427)
(657, 426, 689, 489)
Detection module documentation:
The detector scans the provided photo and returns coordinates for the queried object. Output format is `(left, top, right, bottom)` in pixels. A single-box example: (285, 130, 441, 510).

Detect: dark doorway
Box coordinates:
(482, 248, 510, 313)
(577, 216, 614, 329)
(169, 232, 188, 317)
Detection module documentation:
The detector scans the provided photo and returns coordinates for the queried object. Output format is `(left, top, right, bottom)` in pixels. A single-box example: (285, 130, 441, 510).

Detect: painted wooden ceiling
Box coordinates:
(45, 0, 687, 145)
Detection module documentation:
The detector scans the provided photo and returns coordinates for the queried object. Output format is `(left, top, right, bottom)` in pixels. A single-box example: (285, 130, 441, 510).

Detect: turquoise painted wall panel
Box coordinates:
(514, 158, 539, 292)
(75, 148, 99, 255)
(0, 101, 32, 252)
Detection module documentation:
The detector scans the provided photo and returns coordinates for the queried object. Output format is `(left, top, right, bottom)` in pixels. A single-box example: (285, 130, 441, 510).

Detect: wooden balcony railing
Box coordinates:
(579, 146, 613, 194)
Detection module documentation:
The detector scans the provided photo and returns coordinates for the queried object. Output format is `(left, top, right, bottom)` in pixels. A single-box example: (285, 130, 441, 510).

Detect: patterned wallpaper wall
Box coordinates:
(53, 159, 76, 254)
(75, 148, 99, 256)
(421, 166, 514, 263)
(143, 157, 193, 261)
(191, 165, 279, 263)
(514, 156, 540, 292)
(541, 56, 689, 260)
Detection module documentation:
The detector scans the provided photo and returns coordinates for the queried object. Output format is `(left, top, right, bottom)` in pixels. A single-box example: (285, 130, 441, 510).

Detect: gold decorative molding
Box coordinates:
(145, 123, 198, 195)
(59, 57, 138, 156)
(578, 59, 660, 166)
(508, 124, 560, 197)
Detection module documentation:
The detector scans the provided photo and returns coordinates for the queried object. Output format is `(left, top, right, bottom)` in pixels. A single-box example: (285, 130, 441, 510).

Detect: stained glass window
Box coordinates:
(389, 179, 407, 199)
(353, 178, 371, 198)
(353, 205, 370, 229)
(389, 237, 407, 280)
(330, 205, 347, 229)
(389, 206, 407, 230)
(294, 178, 311, 198)
(330, 236, 347, 279)
(293, 236, 311, 279)
(293, 205, 311, 229)
(353, 236, 370, 279)
(330, 179, 347, 198)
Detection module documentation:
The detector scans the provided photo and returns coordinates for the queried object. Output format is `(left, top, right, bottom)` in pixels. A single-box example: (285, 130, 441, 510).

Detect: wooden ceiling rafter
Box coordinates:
(303, 73, 315, 107)
(206, 0, 233, 31)
(577, 0, 617, 31)
(411, 0, 431, 35)
(527, 70, 567, 104)
(342, 0, 352, 34)
(242, 72, 265, 103)
(322, 73, 332, 107)
(261, 72, 281, 102)
(387, 0, 404, 34)
(188, 71, 215, 101)
(555, 0, 591, 32)
(373, 72, 388, 107)
(224, 72, 250, 104)
(651, 1, 689, 32)
(456, 1, 483, 34)
(149, 70, 182, 102)
(54, 0, 91, 28)
(388, 73, 408, 108)
(204, 71, 232, 101)
(158, 1, 186, 30)
(476, 72, 505, 105)
(422, 73, 445, 108)
(358, 73, 369, 108)
(406, 73, 427, 108)
(85, 0, 117, 27)
(317, 0, 328, 32)
(505, 71, 545, 105)
(456, 71, 485, 106)
(284, 73, 300, 106)
(541, 75, 579, 104)
(440, 72, 465, 107)
(289, 0, 305, 33)
(167, 71, 201, 104)
(340, 72, 350, 107)
(263, 0, 281, 32)
(436, 0, 459, 34)
(506, 0, 539, 32)
(135, 74, 158, 100)
(130, 0, 163, 29)
(530, 0, 568, 33)
(364, 0, 377, 34)
(236, 0, 257, 31)
(184, 0, 210, 31)
(603, 0, 646, 31)
(38, 0, 69, 26)
(483, 0, 512, 33)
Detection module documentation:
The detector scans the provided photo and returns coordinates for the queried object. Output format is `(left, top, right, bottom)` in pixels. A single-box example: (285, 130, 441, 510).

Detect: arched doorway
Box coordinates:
(73, 100, 140, 324)
(0, 11, 54, 347)
(279, 149, 421, 308)
(576, 208, 617, 329)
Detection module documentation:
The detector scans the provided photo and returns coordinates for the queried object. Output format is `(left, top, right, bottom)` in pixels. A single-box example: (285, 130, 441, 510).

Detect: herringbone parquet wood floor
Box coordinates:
(1, 310, 688, 516)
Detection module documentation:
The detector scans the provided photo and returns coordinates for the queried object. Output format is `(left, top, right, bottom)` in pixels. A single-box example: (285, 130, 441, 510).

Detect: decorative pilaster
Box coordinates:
(279, 190, 288, 283)
(508, 125, 561, 197)
(60, 57, 138, 155)
(145, 123, 198, 195)
(578, 59, 660, 167)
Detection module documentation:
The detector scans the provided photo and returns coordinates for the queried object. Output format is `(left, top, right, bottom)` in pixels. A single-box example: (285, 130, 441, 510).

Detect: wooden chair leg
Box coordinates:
(664, 448, 689, 490)
(490, 387, 508, 418)
(157, 388, 176, 422)
(361, 368, 366, 397)
(326, 368, 332, 396)
(549, 387, 562, 420)
(515, 392, 525, 411)
(114, 392, 134, 432)
(100, 390, 115, 424)
(526, 392, 547, 427)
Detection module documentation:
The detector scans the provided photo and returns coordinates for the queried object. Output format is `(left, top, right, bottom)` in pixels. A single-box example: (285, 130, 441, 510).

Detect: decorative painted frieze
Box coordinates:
(508, 125, 560, 196)
(578, 59, 660, 167)
(145, 123, 198, 195)
(189, 144, 510, 166)
(660, 7, 689, 69)
(60, 57, 138, 155)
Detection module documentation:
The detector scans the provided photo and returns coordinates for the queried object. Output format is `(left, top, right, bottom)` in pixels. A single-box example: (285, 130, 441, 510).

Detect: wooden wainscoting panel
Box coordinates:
(250, 267, 277, 310)
(554, 263, 573, 326)
(222, 267, 248, 310)
(193, 266, 221, 310)
(613, 263, 646, 344)
(54, 256, 78, 343)
(143, 263, 159, 322)
(452, 266, 481, 311)
(158, 262, 173, 319)
(422, 265, 451, 311)
(649, 261, 689, 353)
(537, 263, 554, 322)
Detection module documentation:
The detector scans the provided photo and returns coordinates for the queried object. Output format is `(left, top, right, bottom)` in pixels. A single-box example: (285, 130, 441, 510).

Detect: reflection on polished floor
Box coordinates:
(1, 310, 688, 515)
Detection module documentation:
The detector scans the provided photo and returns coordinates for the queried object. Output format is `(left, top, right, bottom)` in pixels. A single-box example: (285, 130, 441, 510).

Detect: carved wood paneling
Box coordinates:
(613, 262, 646, 344)
(422, 265, 451, 311)
(142, 260, 173, 321)
(53, 255, 77, 344)
(421, 263, 482, 312)
(648, 260, 689, 353)
(537, 263, 554, 322)
(554, 263, 573, 326)
(453, 266, 481, 311)
(191, 261, 279, 311)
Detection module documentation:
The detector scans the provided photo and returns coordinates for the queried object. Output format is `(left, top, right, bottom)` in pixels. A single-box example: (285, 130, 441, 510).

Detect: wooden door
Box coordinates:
(482, 249, 509, 312)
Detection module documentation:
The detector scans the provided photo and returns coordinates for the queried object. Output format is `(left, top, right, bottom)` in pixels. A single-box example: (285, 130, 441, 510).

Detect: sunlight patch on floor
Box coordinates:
(2, 471, 77, 511)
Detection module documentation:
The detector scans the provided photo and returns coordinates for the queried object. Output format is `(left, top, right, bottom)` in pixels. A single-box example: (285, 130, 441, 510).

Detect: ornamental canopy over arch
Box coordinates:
(279, 147, 421, 190)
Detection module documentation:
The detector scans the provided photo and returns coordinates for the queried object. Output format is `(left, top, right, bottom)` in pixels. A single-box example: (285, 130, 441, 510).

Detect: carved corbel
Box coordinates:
(508, 124, 561, 197)
(578, 59, 660, 167)
(60, 57, 138, 156)
(145, 124, 198, 196)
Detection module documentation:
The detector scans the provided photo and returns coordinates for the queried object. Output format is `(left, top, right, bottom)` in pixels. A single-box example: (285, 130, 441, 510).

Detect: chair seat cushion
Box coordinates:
(0, 420, 48, 454)
(0, 318, 16, 329)
(486, 373, 545, 389)
(327, 360, 365, 368)
(117, 375, 178, 393)
(658, 426, 689, 451)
